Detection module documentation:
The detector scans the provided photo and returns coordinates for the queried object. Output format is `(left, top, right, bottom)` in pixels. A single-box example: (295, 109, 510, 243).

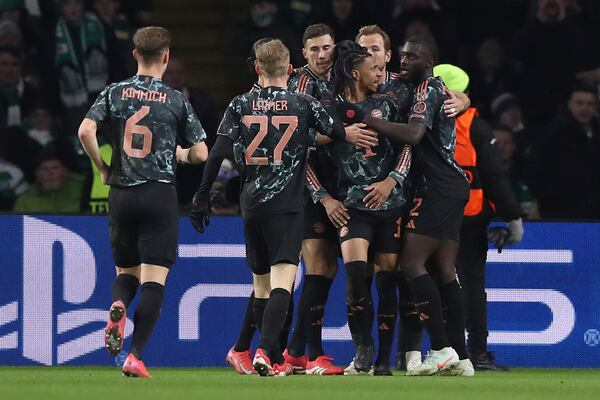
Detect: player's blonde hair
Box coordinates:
(255, 39, 290, 78)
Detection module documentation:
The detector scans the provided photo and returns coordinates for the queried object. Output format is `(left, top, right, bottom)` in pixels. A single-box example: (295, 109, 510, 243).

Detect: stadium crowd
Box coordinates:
(1, 0, 600, 220)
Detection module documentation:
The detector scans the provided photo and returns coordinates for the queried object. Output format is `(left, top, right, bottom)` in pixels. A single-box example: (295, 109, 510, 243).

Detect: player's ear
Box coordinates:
(286, 64, 293, 76)
(132, 49, 139, 62)
(255, 62, 261, 77)
(302, 47, 308, 61)
(163, 50, 170, 65)
(385, 49, 392, 64)
(352, 70, 359, 81)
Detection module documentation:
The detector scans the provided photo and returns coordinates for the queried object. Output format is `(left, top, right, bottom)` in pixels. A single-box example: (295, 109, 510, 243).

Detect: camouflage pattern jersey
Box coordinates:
(85, 75, 206, 187)
(311, 93, 412, 212)
(287, 65, 339, 201)
(218, 86, 339, 217)
(377, 70, 414, 121)
(409, 76, 469, 200)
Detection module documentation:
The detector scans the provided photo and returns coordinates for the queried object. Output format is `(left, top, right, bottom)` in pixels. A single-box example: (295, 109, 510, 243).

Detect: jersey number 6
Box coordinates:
(242, 115, 298, 165)
(124, 106, 152, 158)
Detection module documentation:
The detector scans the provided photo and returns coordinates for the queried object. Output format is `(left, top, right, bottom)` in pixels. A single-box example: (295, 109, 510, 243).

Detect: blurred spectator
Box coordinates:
(492, 125, 540, 220)
(119, 0, 153, 28)
(230, 0, 302, 85)
(54, 0, 109, 134)
(512, 0, 594, 125)
(467, 38, 518, 120)
(163, 56, 219, 208)
(91, 0, 135, 81)
(0, 156, 27, 210)
(0, 0, 42, 65)
(535, 83, 600, 219)
(491, 92, 538, 163)
(0, 46, 44, 128)
(13, 151, 84, 213)
(319, 0, 363, 42)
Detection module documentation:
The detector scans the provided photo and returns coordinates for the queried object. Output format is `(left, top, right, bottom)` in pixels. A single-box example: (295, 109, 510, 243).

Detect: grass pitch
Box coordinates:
(1, 367, 599, 400)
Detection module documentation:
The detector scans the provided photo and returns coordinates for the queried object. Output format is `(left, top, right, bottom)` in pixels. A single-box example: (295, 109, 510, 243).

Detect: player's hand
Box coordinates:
(345, 123, 378, 149)
(189, 194, 210, 233)
(99, 161, 110, 185)
(176, 145, 190, 164)
(337, 101, 365, 124)
(506, 218, 524, 244)
(443, 91, 465, 118)
(321, 195, 350, 228)
(363, 177, 396, 209)
(487, 226, 510, 253)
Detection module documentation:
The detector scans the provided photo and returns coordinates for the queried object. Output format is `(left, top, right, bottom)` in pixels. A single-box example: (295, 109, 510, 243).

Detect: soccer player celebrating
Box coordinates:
(190, 39, 348, 377)
(78, 26, 208, 377)
(338, 35, 470, 376)
(325, 41, 411, 375)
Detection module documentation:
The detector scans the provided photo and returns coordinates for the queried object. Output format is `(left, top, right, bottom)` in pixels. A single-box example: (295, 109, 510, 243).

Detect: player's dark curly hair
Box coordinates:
(331, 40, 372, 99)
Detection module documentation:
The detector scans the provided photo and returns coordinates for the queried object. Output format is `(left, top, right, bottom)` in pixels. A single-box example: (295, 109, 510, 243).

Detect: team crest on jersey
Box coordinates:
(371, 109, 383, 119)
(413, 101, 427, 114)
(314, 222, 326, 234)
(339, 226, 349, 238)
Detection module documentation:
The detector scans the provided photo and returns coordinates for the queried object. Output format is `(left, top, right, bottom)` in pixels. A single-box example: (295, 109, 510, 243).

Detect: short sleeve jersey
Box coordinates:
(408, 77, 469, 200)
(378, 71, 414, 122)
(218, 86, 338, 217)
(288, 65, 338, 199)
(327, 93, 407, 211)
(85, 75, 206, 187)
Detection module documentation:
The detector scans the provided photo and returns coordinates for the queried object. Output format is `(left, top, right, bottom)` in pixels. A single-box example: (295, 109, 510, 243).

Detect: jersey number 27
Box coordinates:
(242, 115, 298, 165)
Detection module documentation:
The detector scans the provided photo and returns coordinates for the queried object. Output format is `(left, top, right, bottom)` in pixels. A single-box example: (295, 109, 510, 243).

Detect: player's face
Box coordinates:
(303, 34, 335, 77)
(357, 34, 391, 77)
(355, 56, 381, 95)
(399, 42, 430, 83)
(568, 91, 597, 124)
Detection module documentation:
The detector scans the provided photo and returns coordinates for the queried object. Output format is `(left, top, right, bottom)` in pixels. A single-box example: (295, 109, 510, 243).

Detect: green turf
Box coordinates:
(1, 367, 599, 400)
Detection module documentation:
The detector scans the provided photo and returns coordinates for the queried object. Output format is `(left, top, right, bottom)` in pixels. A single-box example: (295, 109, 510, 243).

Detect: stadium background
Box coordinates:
(1, 0, 600, 370)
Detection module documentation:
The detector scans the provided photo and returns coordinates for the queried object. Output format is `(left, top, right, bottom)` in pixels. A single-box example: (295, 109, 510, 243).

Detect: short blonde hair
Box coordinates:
(255, 39, 290, 78)
(133, 26, 170, 64)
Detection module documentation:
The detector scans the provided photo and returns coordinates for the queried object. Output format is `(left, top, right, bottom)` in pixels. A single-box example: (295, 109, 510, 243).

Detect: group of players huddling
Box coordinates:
(78, 23, 476, 378)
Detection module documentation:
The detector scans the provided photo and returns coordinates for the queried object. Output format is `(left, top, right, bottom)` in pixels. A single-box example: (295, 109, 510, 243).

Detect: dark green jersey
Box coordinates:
(86, 75, 206, 187)
(326, 94, 411, 211)
(409, 77, 468, 200)
(218, 86, 339, 217)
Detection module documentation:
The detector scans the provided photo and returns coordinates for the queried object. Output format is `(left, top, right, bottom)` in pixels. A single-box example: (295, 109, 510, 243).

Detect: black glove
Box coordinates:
(487, 226, 510, 253)
(189, 194, 210, 233)
(336, 101, 365, 124)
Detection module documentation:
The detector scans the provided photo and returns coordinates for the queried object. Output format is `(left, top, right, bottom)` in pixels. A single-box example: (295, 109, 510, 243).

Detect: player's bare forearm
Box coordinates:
(78, 118, 107, 174)
(363, 116, 425, 146)
(186, 142, 209, 164)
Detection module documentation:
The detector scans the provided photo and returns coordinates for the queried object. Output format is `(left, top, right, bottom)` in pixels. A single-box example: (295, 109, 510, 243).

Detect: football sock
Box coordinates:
(306, 275, 333, 361)
(111, 273, 139, 307)
(346, 261, 374, 347)
(375, 271, 397, 366)
(287, 285, 308, 357)
(397, 272, 423, 352)
(234, 292, 256, 352)
(440, 279, 468, 359)
(279, 295, 294, 352)
(130, 282, 164, 360)
(252, 297, 268, 333)
(410, 274, 449, 350)
(258, 288, 291, 365)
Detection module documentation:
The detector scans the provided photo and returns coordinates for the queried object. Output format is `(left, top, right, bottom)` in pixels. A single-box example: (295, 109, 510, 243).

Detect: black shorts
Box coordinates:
(338, 207, 402, 254)
(303, 201, 337, 241)
(108, 182, 178, 268)
(243, 212, 303, 275)
(404, 191, 466, 241)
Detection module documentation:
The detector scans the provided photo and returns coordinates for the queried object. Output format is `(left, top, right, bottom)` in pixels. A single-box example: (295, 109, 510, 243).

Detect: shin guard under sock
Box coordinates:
(410, 274, 449, 350)
(111, 273, 139, 307)
(375, 271, 397, 365)
(440, 279, 468, 359)
(130, 282, 164, 360)
(258, 288, 291, 365)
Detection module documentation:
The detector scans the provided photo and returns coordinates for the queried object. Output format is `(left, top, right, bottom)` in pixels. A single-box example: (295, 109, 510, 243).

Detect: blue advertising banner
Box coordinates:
(0, 215, 599, 367)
